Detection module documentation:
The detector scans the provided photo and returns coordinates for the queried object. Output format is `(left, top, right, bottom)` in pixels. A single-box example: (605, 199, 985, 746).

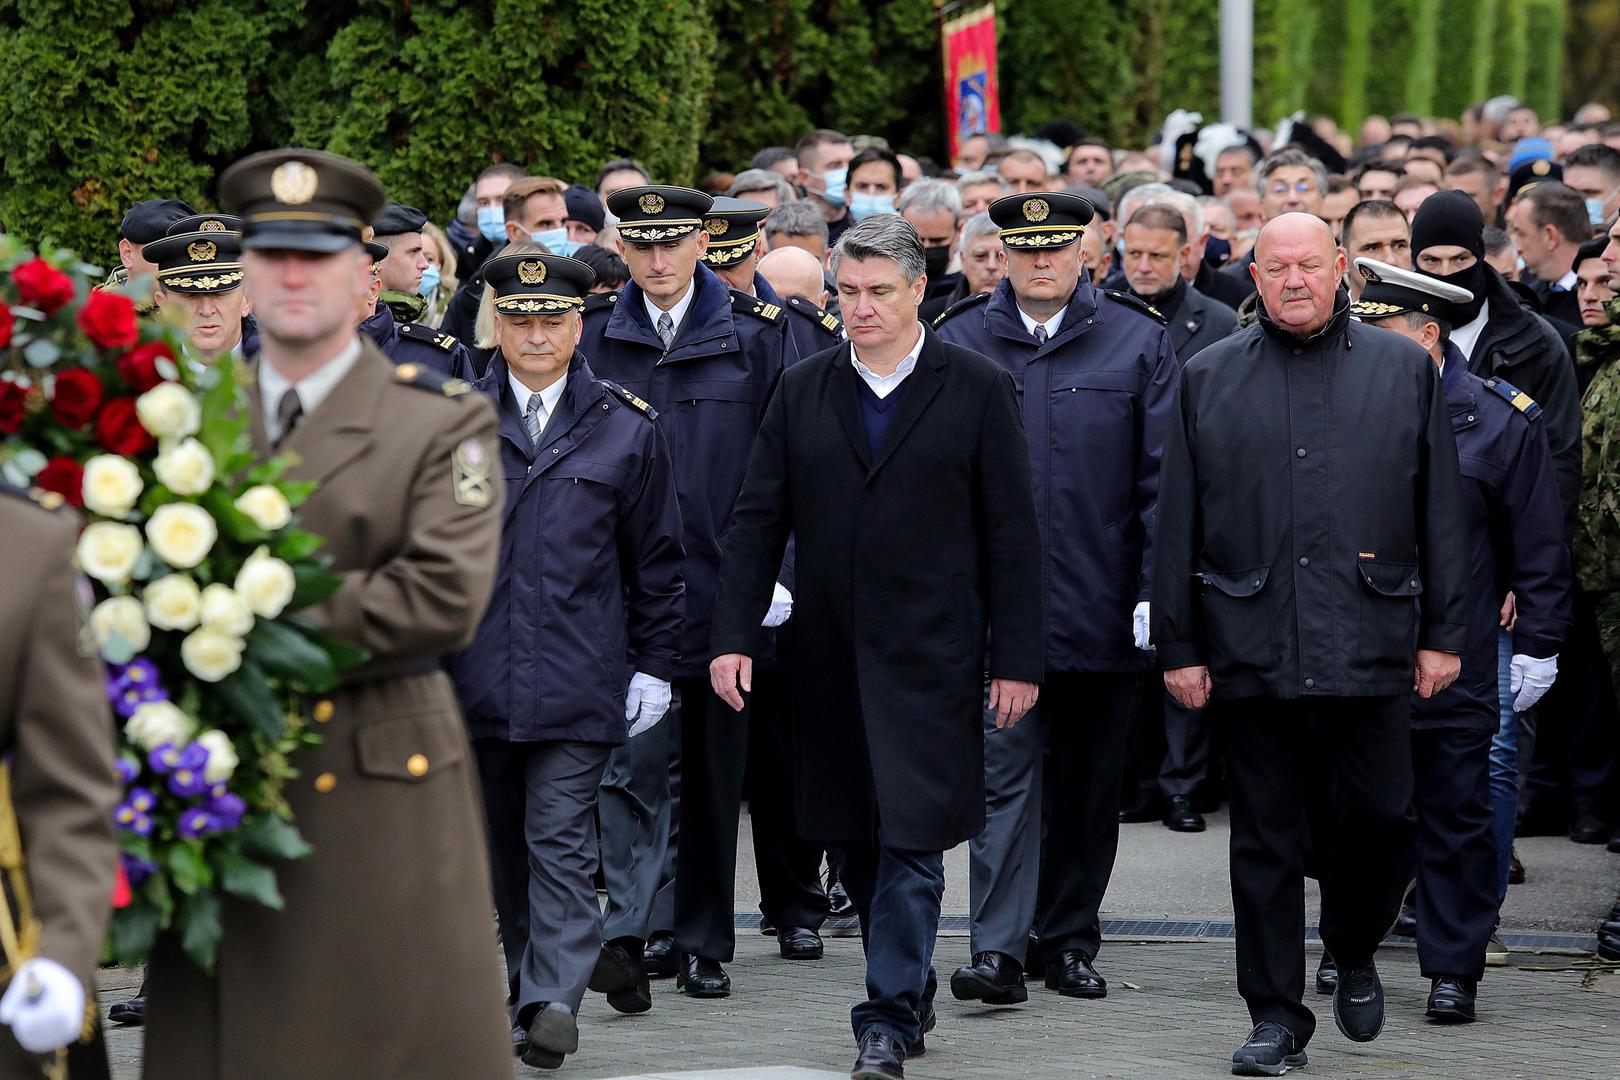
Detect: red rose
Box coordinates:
(51, 368, 104, 429)
(94, 396, 154, 456)
(34, 456, 85, 507)
(0, 381, 26, 434)
(116, 341, 174, 393)
(12, 258, 76, 317)
(76, 289, 138, 350)
(0, 303, 14, 349)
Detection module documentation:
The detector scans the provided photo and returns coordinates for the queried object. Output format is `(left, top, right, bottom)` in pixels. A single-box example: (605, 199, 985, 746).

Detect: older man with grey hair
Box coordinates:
(923, 210, 1003, 323)
(765, 199, 832, 261)
(957, 169, 1012, 217)
(901, 178, 965, 314)
(727, 168, 797, 211)
(710, 214, 1043, 1080)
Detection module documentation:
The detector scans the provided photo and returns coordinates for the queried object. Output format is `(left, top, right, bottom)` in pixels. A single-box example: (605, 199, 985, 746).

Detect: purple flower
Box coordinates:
(107, 660, 168, 719)
(120, 853, 157, 888)
(176, 808, 214, 839)
(167, 766, 209, 799)
(207, 783, 230, 801)
(126, 787, 156, 814)
(205, 792, 246, 831)
(176, 742, 208, 771)
(113, 803, 152, 837)
(147, 743, 181, 775)
(114, 758, 140, 786)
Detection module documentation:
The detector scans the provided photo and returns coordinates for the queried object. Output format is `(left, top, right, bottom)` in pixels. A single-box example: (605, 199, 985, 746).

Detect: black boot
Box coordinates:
(1425, 976, 1477, 1023)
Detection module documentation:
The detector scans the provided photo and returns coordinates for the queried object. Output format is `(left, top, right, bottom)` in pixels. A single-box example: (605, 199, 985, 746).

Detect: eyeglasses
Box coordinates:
(1268, 180, 1316, 195)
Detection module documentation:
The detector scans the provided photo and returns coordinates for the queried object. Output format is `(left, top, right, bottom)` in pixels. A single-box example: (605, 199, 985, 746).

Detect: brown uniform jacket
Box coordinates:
(143, 339, 510, 1080)
(0, 489, 118, 1073)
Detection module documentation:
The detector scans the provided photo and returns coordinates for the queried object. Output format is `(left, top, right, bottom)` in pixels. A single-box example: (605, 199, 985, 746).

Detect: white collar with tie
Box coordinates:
(644, 281, 696, 349)
(1016, 303, 1068, 344)
(508, 368, 568, 446)
(258, 337, 363, 446)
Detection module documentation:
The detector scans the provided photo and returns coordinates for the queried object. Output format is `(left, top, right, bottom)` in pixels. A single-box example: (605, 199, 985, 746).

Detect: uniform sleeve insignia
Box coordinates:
(601, 380, 658, 420)
(1483, 377, 1542, 419)
(452, 437, 494, 507)
(932, 290, 991, 327)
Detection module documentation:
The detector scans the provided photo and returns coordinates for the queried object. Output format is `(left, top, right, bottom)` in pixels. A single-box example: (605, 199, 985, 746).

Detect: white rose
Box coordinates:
(125, 700, 196, 752)
(88, 596, 150, 658)
(199, 582, 254, 636)
(194, 729, 240, 784)
(234, 485, 293, 531)
(81, 455, 144, 518)
(145, 503, 217, 569)
(76, 521, 144, 584)
(180, 628, 244, 683)
(142, 574, 202, 631)
(235, 548, 297, 619)
(135, 382, 201, 439)
(153, 437, 216, 496)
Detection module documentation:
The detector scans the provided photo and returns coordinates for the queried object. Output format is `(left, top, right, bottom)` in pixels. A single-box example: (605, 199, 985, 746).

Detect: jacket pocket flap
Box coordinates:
(354, 713, 467, 782)
(1197, 566, 1269, 597)
(1052, 369, 1143, 394)
(550, 458, 630, 486)
(1358, 558, 1422, 597)
(673, 379, 756, 403)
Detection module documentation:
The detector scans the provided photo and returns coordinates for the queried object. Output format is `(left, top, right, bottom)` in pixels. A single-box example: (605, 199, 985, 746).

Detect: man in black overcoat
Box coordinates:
(709, 215, 1045, 1080)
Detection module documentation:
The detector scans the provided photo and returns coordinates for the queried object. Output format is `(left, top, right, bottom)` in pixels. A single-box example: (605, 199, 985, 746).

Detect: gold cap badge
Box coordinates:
(705, 218, 729, 236)
(517, 260, 547, 285)
(1023, 198, 1050, 223)
(639, 193, 666, 215)
(1532, 159, 1551, 176)
(199, 219, 228, 232)
(187, 241, 218, 263)
(270, 160, 319, 205)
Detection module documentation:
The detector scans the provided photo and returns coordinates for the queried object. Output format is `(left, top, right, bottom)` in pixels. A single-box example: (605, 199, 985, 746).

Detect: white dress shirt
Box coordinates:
(259, 337, 363, 445)
(1553, 269, 1578, 292)
(644, 282, 697, 341)
(1450, 300, 1491, 363)
(508, 369, 568, 437)
(850, 322, 925, 399)
(1016, 304, 1068, 342)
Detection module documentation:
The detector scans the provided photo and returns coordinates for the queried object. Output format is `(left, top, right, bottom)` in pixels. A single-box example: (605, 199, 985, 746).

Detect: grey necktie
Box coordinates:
(656, 311, 675, 352)
(1033, 324, 1048, 346)
(274, 388, 302, 448)
(522, 393, 547, 448)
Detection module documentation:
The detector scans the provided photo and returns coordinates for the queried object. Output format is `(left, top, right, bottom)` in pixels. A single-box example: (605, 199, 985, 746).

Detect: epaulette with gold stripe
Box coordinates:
(730, 289, 784, 324)
(398, 322, 460, 352)
(1483, 377, 1542, 420)
(600, 380, 658, 421)
(1103, 289, 1168, 326)
(787, 295, 842, 337)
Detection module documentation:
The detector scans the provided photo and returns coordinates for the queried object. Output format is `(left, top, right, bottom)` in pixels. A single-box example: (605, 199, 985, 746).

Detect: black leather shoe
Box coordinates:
(1609, 833, 1620, 855)
(1118, 795, 1161, 823)
(1425, 976, 1477, 1022)
(644, 930, 677, 978)
(906, 1004, 935, 1058)
(1044, 949, 1106, 998)
(826, 865, 857, 920)
(510, 1023, 528, 1058)
(851, 1030, 905, 1080)
(1570, 812, 1611, 844)
(1314, 951, 1338, 995)
(590, 937, 653, 1014)
(950, 950, 1027, 1004)
(109, 990, 146, 1027)
(779, 926, 824, 960)
(676, 954, 731, 998)
(522, 1004, 578, 1070)
(1332, 962, 1385, 1042)
(1231, 1022, 1307, 1076)
(1600, 929, 1620, 962)
(1163, 794, 1207, 832)
(1023, 932, 1045, 980)
(1390, 898, 1417, 938)
(1508, 847, 1525, 884)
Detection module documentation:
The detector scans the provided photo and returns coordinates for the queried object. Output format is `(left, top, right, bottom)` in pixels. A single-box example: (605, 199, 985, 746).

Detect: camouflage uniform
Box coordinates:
(1573, 294, 1620, 690)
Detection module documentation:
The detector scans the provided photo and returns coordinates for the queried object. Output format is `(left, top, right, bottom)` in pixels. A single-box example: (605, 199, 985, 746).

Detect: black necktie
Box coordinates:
(274, 388, 303, 448)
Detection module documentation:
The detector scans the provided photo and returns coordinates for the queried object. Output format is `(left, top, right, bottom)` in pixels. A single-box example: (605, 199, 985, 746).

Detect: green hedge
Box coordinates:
(0, 0, 1574, 258)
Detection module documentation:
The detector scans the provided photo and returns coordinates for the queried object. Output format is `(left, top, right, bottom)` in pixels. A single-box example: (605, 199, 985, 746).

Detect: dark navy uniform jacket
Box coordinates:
(936, 276, 1180, 673)
(445, 354, 685, 745)
(1412, 344, 1571, 730)
(781, 292, 843, 364)
(580, 263, 789, 677)
(359, 301, 473, 379)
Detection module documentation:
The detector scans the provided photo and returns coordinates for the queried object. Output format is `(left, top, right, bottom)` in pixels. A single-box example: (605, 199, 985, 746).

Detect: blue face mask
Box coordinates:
(821, 169, 847, 209)
(476, 205, 505, 242)
(848, 193, 896, 221)
(417, 264, 441, 298)
(531, 226, 582, 257)
(1589, 198, 1610, 226)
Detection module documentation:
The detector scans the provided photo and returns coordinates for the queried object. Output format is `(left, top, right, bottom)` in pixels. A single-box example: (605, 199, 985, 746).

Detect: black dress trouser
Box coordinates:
(746, 667, 829, 932)
(1220, 694, 1413, 1045)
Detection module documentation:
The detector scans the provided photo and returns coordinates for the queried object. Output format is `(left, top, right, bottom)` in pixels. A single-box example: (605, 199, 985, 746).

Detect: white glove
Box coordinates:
(625, 672, 672, 738)
(1132, 601, 1152, 651)
(1509, 653, 1558, 713)
(762, 583, 793, 628)
(0, 958, 85, 1053)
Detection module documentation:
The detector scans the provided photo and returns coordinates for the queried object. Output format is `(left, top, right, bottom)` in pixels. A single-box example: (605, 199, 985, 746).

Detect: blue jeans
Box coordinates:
(833, 843, 944, 1046)
(1488, 631, 1519, 907)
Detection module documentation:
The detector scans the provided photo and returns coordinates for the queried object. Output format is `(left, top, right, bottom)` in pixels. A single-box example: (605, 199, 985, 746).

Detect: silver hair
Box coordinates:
(956, 170, 1010, 195)
(1003, 136, 1064, 178)
(1115, 182, 1178, 228)
(897, 178, 962, 220)
(958, 210, 1000, 252)
(829, 214, 926, 283)
(763, 199, 829, 242)
(1257, 148, 1329, 194)
(726, 168, 795, 205)
(1143, 188, 1204, 237)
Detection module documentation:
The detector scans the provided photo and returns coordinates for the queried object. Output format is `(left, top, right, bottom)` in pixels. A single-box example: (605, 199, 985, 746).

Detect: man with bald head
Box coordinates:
(1153, 213, 1470, 1075)
(760, 246, 843, 360)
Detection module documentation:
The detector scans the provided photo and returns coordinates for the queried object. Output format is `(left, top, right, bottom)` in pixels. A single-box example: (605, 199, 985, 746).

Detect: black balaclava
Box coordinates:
(923, 244, 951, 281)
(1412, 190, 1489, 324)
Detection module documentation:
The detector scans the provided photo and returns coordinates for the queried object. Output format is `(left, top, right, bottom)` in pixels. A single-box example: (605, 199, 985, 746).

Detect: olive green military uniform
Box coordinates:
(0, 488, 119, 1076)
(1574, 294, 1620, 690)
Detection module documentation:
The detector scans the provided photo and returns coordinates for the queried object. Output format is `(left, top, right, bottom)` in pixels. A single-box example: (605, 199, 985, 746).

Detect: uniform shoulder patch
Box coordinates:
(1103, 289, 1168, 326)
(731, 290, 784, 324)
(1483, 377, 1542, 419)
(600, 379, 659, 420)
(392, 362, 461, 398)
(451, 436, 495, 508)
(932, 290, 991, 327)
(788, 296, 843, 336)
(583, 291, 619, 314)
(398, 323, 460, 352)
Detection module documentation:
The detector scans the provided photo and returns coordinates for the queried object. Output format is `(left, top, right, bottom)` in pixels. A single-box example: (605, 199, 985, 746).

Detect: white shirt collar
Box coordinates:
(850, 322, 925, 399)
(1016, 303, 1068, 341)
(1449, 299, 1491, 363)
(644, 280, 697, 341)
(507, 367, 568, 426)
(259, 336, 364, 445)
(1555, 269, 1578, 291)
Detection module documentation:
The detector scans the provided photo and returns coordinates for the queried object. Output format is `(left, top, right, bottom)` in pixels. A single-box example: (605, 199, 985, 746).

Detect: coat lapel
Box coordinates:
(825, 345, 873, 471)
(868, 327, 945, 476)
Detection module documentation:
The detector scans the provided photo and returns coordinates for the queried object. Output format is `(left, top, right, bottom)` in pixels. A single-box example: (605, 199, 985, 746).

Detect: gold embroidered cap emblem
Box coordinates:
(270, 160, 319, 205)
(1023, 198, 1050, 223)
(1532, 159, 1551, 176)
(187, 241, 218, 263)
(199, 219, 227, 232)
(705, 218, 729, 236)
(517, 260, 547, 286)
(639, 193, 666, 215)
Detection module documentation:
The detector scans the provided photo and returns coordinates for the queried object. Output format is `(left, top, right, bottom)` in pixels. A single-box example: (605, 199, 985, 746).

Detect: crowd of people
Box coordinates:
(5, 89, 1620, 1080)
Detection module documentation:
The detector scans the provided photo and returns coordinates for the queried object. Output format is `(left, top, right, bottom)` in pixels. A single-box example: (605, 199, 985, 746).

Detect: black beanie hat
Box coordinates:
(1411, 190, 1485, 260)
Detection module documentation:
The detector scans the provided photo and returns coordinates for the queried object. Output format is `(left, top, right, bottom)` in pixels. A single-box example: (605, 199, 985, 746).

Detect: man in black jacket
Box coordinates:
(1153, 214, 1471, 1076)
(709, 215, 1044, 1080)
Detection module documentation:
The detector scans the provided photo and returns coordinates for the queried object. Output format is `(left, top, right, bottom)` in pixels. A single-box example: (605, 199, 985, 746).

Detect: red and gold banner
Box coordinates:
(941, 3, 1001, 163)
